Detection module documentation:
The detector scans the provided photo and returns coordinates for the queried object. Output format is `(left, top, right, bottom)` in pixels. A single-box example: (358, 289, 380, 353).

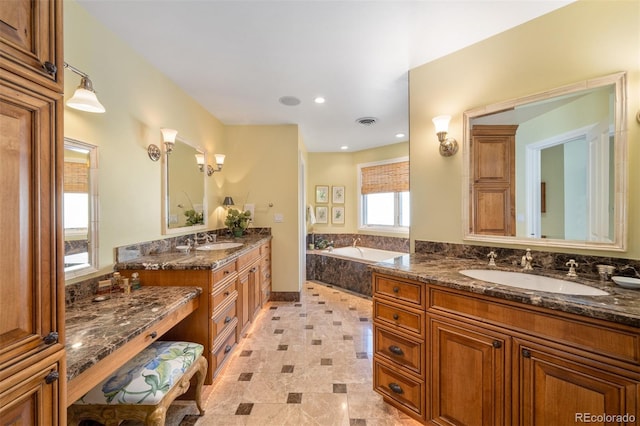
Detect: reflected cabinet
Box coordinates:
(0, 0, 65, 424)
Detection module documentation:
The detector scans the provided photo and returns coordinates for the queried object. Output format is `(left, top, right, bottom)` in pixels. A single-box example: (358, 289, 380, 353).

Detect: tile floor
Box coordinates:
(176, 281, 421, 426)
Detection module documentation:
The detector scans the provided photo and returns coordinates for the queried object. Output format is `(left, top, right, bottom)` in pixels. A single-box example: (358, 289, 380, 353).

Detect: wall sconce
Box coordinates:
(148, 128, 178, 161)
(222, 196, 235, 207)
(207, 154, 225, 176)
(195, 153, 205, 172)
(64, 63, 106, 113)
(432, 115, 458, 157)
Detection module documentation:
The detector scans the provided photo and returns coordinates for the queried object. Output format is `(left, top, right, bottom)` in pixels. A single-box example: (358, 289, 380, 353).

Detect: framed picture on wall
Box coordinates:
(315, 206, 328, 223)
(332, 186, 345, 204)
(315, 185, 329, 203)
(332, 206, 345, 224)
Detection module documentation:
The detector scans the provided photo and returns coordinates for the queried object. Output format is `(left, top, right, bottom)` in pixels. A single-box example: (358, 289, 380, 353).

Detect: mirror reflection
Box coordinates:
(463, 72, 627, 250)
(164, 137, 207, 233)
(64, 138, 98, 277)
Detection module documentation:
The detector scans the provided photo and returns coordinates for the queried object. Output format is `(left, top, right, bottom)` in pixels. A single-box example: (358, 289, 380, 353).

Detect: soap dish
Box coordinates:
(176, 245, 191, 253)
(611, 276, 640, 289)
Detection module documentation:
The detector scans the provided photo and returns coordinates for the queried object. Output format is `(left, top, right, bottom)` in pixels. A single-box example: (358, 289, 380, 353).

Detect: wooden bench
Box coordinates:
(68, 341, 207, 426)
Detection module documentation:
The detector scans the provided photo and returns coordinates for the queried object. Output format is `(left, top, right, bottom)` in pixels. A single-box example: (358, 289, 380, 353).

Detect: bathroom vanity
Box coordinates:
(116, 235, 272, 385)
(371, 255, 640, 425)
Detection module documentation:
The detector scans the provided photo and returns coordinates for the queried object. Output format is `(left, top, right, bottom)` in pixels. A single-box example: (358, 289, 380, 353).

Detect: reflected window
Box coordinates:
(64, 138, 98, 278)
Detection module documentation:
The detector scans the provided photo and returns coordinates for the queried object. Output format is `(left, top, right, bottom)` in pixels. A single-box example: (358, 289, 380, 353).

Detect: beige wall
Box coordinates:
(409, 0, 640, 259)
(64, 1, 303, 293)
(307, 142, 409, 236)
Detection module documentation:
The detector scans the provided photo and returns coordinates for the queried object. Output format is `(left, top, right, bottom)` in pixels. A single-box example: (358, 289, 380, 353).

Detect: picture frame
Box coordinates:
(315, 206, 328, 224)
(315, 185, 329, 203)
(332, 186, 345, 204)
(332, 206, 345, 224)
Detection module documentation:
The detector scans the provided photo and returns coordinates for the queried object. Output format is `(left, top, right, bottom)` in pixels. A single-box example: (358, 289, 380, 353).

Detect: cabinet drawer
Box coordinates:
(238, 247, 260, 271)
(374, 299, 424, 338)
(211, 327, 237, 378)
(374, 325, 424, 377)
(429, 288, 640, 365)
(212, 300, 238, 347)
(373, 274, 425, 308)
(374, 359, 424, 419)
(260, 242, 271, 256)
(213, 262, 237, 282)
(211, 280, 237, 312)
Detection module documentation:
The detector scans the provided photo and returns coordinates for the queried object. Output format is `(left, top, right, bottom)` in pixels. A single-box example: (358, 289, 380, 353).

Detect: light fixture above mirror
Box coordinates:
(148, 128, 178, 161)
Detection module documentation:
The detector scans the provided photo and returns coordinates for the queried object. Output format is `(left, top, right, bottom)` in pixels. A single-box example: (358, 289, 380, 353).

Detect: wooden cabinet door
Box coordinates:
(238, 272, 250, 335)
(516, 342, 639, 426)
(0, 0, 62, 91)
(430, 317, 510, 426)
(248, 264, 261, 321)
(0, 352, 65, 425)
(471, 125, 518, 236)
(0, 76, 63, 370)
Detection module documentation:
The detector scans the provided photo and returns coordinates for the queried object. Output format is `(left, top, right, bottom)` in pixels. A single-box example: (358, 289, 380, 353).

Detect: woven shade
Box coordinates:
(64, 161, 89, 193)
(361, 161, 409, 194)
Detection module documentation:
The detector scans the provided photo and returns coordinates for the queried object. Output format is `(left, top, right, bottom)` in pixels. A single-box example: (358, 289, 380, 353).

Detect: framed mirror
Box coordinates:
(64, 138, 99, 278)
(162, 136, 208, 234)
(462, 72, 627, 251)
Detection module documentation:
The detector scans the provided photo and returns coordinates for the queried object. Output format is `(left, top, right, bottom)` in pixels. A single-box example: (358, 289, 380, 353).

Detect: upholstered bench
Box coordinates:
(68, 341, 208, 426)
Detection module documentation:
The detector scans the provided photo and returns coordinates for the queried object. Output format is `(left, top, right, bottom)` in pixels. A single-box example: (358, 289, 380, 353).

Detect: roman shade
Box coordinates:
(361, 161, 409, 194)
(64, 161, 89, 193)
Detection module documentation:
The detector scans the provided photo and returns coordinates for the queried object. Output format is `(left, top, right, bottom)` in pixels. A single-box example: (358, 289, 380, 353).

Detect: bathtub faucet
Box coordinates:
(352, 237, 361, 248)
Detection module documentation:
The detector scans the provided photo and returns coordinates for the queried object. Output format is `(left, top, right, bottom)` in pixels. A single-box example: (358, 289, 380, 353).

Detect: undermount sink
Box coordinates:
(195, 242, 243, 251)
(459, 269, 608, 296)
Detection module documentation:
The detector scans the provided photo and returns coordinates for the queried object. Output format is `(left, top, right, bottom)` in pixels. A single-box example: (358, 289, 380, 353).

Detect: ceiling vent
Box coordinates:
(356, 117, 377, 126)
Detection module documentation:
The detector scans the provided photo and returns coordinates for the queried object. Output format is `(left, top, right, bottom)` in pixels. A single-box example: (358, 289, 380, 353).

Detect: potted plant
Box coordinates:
(224, 208, 251, 237)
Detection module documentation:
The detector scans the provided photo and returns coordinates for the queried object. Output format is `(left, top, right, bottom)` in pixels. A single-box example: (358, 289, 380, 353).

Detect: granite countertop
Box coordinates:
(115, 235, 271, 271)
(370, 253, 640, 328)
(65, 286, 202, 381)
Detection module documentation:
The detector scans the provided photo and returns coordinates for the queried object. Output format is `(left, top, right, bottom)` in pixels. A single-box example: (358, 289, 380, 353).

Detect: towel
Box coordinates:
(307, 205, 316, 225)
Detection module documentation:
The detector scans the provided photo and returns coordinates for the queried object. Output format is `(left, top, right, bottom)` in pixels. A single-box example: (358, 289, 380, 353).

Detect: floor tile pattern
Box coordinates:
(135, 282, 421, 426)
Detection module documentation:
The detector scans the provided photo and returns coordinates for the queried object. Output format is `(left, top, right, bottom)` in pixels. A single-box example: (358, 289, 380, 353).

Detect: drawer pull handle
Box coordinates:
(224, 345, 232, 354)
(45, 371, 59, 384)
(149, 331, 158, 339)
(389, 383, 403, 394)
(392, 314, 399, 320)
(522, 349, 531, 358)
(43, 331, 58, 345)
(392, 286, 400, 293)
(224, 316, 232, 324)
(389, 345, 404, 356)
(492, 340, 502, 349)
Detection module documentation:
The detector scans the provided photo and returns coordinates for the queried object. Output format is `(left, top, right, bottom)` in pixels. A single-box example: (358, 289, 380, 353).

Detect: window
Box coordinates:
(358, 157, 409, 232)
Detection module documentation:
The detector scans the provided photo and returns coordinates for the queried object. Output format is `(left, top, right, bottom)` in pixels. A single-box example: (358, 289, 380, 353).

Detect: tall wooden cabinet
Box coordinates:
(0, 1, 65, 424)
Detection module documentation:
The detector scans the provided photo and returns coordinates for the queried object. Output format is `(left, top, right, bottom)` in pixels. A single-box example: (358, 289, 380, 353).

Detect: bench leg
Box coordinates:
(193, 356, 207, 415)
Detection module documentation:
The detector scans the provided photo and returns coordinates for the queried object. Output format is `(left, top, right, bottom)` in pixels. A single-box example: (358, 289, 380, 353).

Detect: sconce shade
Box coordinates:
(195, 153, 205, 166)
(67, 77, 106, 113)
(160, 128, 177, 154)
(223, 196, 235, 206)
(432, 115, 451, 133)
(214, 154, 226, 166)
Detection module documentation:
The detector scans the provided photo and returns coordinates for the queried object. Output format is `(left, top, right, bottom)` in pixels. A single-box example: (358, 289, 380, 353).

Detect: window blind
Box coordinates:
(361, 160, 409, 194)
(64, 161, 89, 193)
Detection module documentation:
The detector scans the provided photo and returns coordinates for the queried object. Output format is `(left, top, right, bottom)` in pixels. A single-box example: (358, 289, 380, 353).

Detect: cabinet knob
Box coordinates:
(250, 267, 257, 273)
(388, 345, 404, 356)
(149, 331, 158, 339)
(224, 345, 232, 354)
(224, 270, 230, 275)
(43, 331, 58, 345)
(388, 382, 404, 394)
(224, 291, 230, 296)
(522, 348, 531, 358)
(224, 316, 232, 324)
(43, 61, 57, 76)
(492, 340, 502, 349)
(392, 286, 400, 293)
(392, 313, 399, 320)
(45, 371, 59, 384)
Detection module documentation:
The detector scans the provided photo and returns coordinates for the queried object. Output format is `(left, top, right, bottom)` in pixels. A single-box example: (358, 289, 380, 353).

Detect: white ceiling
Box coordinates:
(76, 0, 573, 152)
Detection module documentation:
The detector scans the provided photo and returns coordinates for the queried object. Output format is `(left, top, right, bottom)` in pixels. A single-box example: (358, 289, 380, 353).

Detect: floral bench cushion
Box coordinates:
(76, 341, 204, 405)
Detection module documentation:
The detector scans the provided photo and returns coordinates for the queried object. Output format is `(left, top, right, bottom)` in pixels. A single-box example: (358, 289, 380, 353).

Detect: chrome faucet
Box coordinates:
(487, 250, 497, 267)
(521, 249, 533, 271)
(565, 259, 579, 277)
(352, 237, 361, 248)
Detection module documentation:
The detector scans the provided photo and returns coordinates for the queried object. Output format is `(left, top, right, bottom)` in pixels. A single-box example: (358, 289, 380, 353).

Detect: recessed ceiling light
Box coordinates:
(340, 146, 349, 150)
(395, 133, 406, 138)
(279, 96, 301, 106)
(314, 97, 326, 104)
